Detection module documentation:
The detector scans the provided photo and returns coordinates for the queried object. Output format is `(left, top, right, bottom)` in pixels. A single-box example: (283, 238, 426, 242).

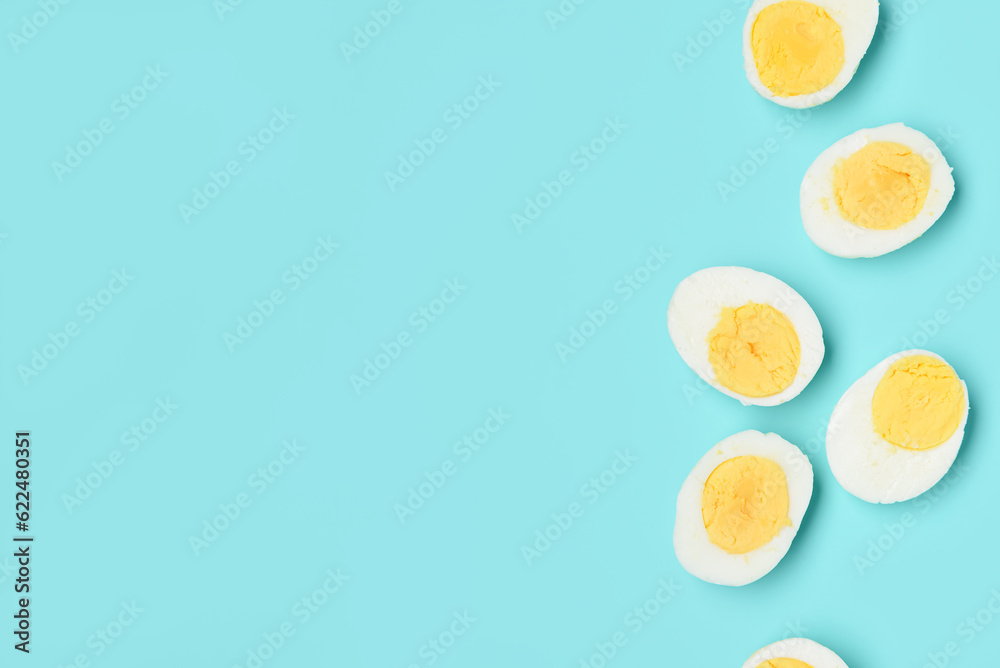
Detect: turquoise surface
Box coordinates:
(5, 0, 1000, 665)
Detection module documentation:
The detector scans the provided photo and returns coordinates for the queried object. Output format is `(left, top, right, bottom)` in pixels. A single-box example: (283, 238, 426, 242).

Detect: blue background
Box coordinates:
(4, 0, 1000, 665)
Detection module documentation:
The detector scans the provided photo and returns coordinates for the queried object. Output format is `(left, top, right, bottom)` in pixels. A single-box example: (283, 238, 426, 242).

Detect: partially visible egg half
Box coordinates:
(743, 0, 879, 108)
(827, 350, 969, 504)
(674, 430, 813, 586)
(668, 266, 824, 407)
(802, 123, 956, 258)
(741, 638, 850, 668)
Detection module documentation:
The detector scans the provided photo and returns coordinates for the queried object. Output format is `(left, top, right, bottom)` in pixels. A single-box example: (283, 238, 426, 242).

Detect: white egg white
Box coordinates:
(743, 0, 879, 108)
(741, 637, 850, 668)
(827, 349, 969, 504)
(674, 430, 814, 587)
(801, 123, 956, 258)
(667, 266, 825, 407)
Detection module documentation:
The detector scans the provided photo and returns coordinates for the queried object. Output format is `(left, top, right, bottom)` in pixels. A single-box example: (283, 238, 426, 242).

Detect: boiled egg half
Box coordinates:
(674, 430, 813, 586)
(827, 350, 968, 503)
(743, 0, 879, 108)
(802, 123, 956, 258)
(668, 266, 824, 406)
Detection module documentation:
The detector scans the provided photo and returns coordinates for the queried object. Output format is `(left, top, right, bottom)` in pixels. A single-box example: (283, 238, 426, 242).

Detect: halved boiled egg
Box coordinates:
(827, 350, 969, 504)
(668, 266, 824, 406)
(801, 123, 956, 258)
(743, 0, 879, 108)
(674, 430, 813, 586)
(741, 638, 850, 668)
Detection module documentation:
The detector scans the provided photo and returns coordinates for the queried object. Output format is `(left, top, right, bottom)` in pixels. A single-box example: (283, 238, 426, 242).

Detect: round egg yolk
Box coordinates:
(751, 0, 845, 97)
(702, 455, 792, 554)
(833, 141, 932, 230)
(707, 302, 801, 398)
(872, 355, 964, 450)
(756, 660, 815, 668)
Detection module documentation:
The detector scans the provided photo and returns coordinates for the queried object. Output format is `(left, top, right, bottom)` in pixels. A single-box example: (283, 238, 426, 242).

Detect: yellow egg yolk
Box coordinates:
(872, 355, 964, 450)
(707, 302, 801, 398)
(756, 660, 815, 668)
(702, 455, 792, 554)
(833, 141, 932, 230)
(751, 1, 845, 97)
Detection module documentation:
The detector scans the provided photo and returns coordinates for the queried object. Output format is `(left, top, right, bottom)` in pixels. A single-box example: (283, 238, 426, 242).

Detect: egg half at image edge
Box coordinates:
(674, 430, 814, 587)
(801, 123, 956, 258)
(827, 350, 969, 504)
(741, 637, 850, 668)
(743, 0, 879, 108)
(668, 266, 825, 406)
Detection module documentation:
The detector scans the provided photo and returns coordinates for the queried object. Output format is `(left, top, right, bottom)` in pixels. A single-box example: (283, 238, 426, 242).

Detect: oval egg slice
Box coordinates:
(674, 430, 813, 586)
(668, 266, 824, 406)
(827, 349, 969, 503)
(743, 0, 879, 108)
(801, 123, 956, 258)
